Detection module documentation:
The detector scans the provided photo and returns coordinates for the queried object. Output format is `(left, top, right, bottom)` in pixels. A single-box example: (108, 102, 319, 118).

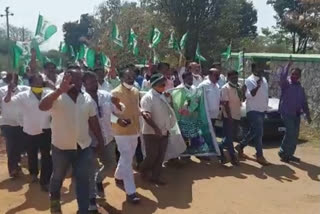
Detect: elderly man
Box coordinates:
(140, 73, 177, 185)
(39, 65, 105, 214)
(198, 68, 221, 128)
(278, 62, 311, 163)
(189, 62, 203, 87)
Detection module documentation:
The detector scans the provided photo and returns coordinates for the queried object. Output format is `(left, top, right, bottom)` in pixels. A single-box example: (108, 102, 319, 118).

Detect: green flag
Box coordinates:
(128, 28, 139, 56)
(78, 44, 89, 59)
(180, 32, 188, 50)
(86, 48, 96, 69)
(195, 43, 206, 62)
(222, 44, 232, 60)
(111, 23, 123, 48)
(150, 27, 162, 48)
(59, 42, 68, 54)
(168, 31, 180, 52)
(12, 42, 24, 69)
(35, 14, 57, 43)
(101, 54, 111, 68)
(238, 51, 244, 73)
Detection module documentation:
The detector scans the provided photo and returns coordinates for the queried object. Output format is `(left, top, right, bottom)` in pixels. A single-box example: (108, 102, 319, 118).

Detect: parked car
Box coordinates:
(215, 97, 286, 141)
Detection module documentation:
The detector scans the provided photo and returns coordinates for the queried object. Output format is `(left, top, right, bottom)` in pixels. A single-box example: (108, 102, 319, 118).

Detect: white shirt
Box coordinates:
(91, 90, 124, 146)
(198, 79, 221, 119)
(178, 67, 186, 83)
(46, 91, 97, 150)
(245, 74, 269, 113)
(141, 89, 176, 135)
(192, 74, 203, 87)
(0, 85, 30, 126)
(11, 89, 51, 135)
(99, 80, 114, 92)
(218, 74, 227, 88)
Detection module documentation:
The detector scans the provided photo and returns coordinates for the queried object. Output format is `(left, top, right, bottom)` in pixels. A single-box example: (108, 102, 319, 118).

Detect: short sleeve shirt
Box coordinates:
(221, 83, 242, 120)
(46, 91, 97, 150)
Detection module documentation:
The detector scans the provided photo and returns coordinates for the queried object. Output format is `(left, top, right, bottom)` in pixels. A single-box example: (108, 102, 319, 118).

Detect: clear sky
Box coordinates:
(0, 0, 276, 50)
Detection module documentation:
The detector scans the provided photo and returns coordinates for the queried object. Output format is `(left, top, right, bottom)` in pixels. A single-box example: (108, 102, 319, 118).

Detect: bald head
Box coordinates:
(208, 68, 221, 83)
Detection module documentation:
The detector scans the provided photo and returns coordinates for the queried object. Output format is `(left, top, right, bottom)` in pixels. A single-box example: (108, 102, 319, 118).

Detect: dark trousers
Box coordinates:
(1, 126, 24, 175)
(50, 145, 92, 214)
(280, 114, 301, 157)
(220, 118, 240, 157)
(115, 137, 144, 165)
(25, 129, 52, 185)
(140, 134, 168, 180)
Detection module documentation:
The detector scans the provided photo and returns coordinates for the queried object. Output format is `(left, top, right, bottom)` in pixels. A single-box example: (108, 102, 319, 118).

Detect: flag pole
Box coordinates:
(242, 48, 245, 80)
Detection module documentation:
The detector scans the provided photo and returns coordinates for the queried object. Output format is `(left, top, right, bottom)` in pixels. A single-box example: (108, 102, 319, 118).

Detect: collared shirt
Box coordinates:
(99, 77, 121, 92)
(141, 89, 176, 135)
(245, 74, 269, 113)
(11, 89, 51, 135)
(0, 85, 30, 126)
(45, 91, 97, 150)
(198, 79, 221, 119)
(279, 65, 309, 116)
(221, 83, 242, 120)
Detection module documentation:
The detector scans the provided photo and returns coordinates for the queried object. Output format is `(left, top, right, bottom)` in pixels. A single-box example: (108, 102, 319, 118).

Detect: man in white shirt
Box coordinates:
(189, 62, 203, 87)
(235, 64, 270, 166)
(43, 62, 58, 90)
(219, 71, 246, 166)
(5, 74, 52, 191)
(0, 73, 29, 177)
(39, 65, 105, 214)
(198, 68, 221, 127)
(82, 71, 124, 211)
(140, 73, 175, 185)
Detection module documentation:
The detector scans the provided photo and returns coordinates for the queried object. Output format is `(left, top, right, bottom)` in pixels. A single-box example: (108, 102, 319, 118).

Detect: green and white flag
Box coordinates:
(59, 41, 68, 54)
(35, 14, 57, 43)
(150, 27, 162, 48)
(111, 23, 123, 48)
(238, 51, 244, 73)
(180, 32, 188, 50)
(195, 43, 206, 62)
(222, 44, 232, 60)
(128, 28, 139, 56)
(168, 30, 180, 52)
(101, 53, 111, 68)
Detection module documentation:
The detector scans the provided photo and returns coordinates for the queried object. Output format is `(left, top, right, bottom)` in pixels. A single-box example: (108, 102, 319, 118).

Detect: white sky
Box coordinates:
(0, 0, 276, 50)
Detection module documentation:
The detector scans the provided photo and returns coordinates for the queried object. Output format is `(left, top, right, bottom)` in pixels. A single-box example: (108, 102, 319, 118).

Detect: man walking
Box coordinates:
(235, 64, 270, 166)
(39, 65, 105, 213)
(111, 69, 143, 204)
(5, 74, 52, 191)
(278, 62, 311, 163)
(140, 73, 176, 185)
(220, 71, 246, 166)
(0, 73, 29, 177)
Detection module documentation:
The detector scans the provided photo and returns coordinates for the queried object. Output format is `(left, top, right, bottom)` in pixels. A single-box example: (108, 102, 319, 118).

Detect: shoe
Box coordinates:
(50, 199, 62, 213)
(235, 144, 247, 159)
(31, 175, 39, 183)
(96, 182, 105, 199)
(126, 193, 140, 204)
(256, 156, 271, 166)
(115, 178, 124, 187)
(196, 156, 211, 161)
(230, 155, 240, 166)
(88, 198, 98, 212)
(41, 184, 49, 192)
(289, 156, 301, 163)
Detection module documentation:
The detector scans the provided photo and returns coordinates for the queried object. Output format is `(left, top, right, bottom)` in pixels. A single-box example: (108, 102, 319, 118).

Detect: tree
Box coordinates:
(267, 0, 320, 53)
(142, 0, 258, 62)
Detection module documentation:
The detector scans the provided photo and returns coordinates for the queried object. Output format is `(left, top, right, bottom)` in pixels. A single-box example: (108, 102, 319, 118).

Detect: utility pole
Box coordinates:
(0, 7, 14, 71)
(22, 27, 25, 41)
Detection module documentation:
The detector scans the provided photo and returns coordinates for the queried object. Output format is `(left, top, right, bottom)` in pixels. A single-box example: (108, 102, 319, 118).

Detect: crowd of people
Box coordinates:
(0, 58, 312, 213)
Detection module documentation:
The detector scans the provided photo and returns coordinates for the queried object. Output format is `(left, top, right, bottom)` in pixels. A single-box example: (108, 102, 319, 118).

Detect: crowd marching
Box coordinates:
(0, 57, 311, 213)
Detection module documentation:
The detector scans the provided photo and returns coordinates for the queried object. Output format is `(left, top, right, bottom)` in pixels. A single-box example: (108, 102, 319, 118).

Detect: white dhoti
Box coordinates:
(114, 135, 138, 195)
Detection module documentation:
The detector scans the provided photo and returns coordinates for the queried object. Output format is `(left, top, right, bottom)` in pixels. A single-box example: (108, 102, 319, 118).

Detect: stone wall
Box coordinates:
(223, 59, 320, 128)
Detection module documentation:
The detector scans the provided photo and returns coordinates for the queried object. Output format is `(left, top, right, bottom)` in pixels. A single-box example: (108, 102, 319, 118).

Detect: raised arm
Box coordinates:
(280, 62, 292, 89)
(39, 74, 74, 111)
